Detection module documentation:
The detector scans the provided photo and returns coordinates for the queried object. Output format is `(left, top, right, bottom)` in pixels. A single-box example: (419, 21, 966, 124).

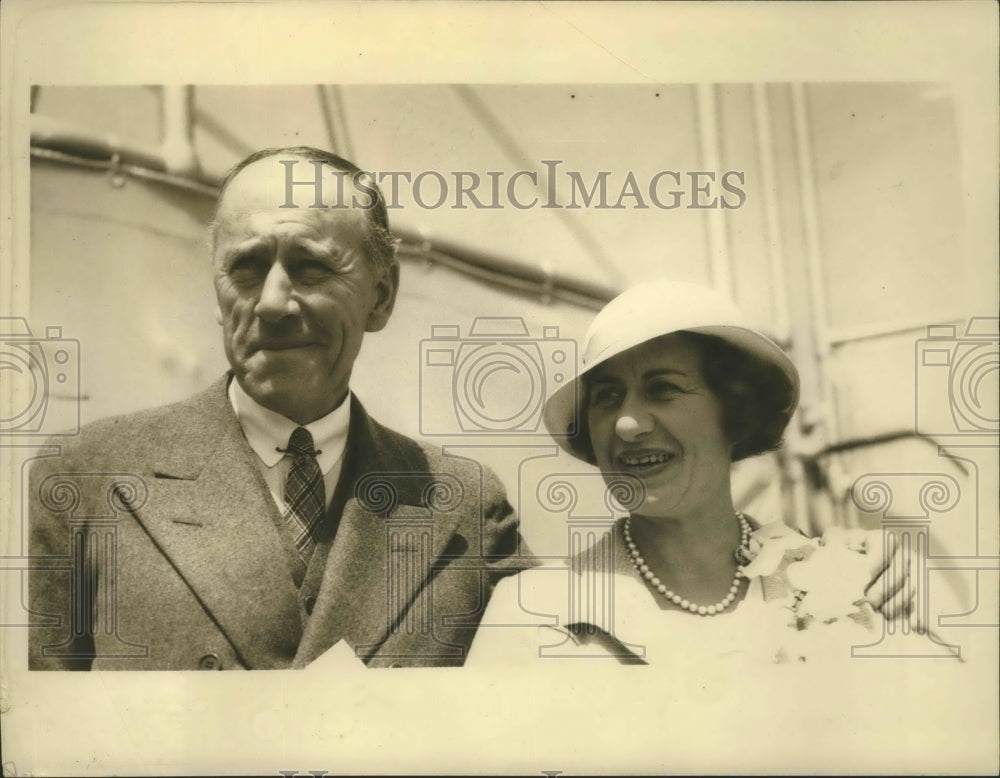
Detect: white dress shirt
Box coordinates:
(228, 378, 351, 512)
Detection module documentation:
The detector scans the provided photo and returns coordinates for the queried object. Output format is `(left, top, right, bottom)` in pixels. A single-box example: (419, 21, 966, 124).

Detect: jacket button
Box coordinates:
(303, 595, 317, 615)
(198, 653, 221, 670)
(389, 662, 403, 669)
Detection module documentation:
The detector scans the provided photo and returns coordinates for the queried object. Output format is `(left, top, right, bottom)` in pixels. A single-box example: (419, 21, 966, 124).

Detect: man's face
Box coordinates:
(212, 156, 397, 424)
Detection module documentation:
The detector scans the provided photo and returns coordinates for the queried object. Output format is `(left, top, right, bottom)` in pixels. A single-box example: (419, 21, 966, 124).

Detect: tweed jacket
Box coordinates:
(28, 375, 532, 670)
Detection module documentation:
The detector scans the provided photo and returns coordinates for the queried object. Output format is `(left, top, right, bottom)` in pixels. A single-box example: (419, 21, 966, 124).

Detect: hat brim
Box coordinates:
(542, 325, 800, 462)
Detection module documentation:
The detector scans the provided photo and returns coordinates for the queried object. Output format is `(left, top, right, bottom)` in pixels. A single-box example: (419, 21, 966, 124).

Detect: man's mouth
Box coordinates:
(253, 339, 314, 352)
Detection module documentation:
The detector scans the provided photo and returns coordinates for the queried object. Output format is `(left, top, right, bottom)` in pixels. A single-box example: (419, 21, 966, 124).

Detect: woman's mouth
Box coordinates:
(617, 451, 676, 472)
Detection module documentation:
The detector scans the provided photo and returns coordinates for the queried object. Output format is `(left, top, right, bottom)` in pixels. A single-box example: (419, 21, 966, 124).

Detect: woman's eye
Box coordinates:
(648, 381, 682, 399)
(589, 385, 623, 408)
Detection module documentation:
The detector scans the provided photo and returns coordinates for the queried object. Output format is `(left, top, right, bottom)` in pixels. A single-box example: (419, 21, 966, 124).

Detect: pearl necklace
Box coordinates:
(623, 512, 751, 616)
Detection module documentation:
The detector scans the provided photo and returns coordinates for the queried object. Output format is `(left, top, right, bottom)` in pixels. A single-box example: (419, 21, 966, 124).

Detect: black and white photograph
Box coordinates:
(1, 1, 997, 775)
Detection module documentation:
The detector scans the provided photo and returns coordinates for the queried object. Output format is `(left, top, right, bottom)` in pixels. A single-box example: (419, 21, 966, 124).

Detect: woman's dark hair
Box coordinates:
(566, 330, 795, 464)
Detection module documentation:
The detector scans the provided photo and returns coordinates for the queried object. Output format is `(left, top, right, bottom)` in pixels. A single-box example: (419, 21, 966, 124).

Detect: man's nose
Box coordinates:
(254, 263, 298, 322)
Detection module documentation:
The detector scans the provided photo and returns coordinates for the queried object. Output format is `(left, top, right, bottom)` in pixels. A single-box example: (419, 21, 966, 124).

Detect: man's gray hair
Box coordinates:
(208, 146, 398, 274)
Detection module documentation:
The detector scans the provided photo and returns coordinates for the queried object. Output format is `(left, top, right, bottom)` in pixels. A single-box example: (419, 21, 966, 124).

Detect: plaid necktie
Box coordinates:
(282, 426, 325, 564)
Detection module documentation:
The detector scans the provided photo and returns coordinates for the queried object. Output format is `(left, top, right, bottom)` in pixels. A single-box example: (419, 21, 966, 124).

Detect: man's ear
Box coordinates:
(215, 305, 223, 325)
(366, 263, 400, 333)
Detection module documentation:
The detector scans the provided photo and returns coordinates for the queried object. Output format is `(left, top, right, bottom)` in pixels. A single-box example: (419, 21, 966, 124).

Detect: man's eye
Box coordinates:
(294, 260, 334, 282)
(227, 256, 269, 284)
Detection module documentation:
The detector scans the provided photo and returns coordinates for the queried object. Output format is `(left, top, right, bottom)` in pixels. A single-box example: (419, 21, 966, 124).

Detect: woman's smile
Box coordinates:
(615, 447, 678, 476)
(587, 333, 734, 519)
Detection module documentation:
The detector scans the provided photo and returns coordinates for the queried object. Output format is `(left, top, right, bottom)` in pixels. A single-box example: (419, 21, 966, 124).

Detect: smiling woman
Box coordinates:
(584, 333, 738, 530)
(467, 279, 918, 666)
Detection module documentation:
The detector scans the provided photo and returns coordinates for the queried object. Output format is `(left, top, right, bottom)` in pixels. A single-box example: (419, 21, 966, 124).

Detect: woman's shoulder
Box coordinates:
(487, 561, 573, 621)
(468, 532, 659, 666)
(470, 565, 652, 665)
(566, 517, 635, 576)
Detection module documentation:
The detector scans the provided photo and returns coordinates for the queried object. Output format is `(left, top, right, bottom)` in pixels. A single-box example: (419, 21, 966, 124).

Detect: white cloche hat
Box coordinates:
(542, 279, 800, 462)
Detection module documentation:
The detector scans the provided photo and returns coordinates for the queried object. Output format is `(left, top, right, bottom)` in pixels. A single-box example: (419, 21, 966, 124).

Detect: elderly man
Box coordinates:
(29, 147, 530, 670)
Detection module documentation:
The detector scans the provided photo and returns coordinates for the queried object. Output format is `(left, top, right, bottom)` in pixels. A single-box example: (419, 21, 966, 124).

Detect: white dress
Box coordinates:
(467, 518, 879, 668)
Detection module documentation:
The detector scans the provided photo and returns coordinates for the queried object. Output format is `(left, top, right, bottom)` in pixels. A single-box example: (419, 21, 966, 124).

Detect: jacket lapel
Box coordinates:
(293, 397, 463, 667)
(126, 376, 303, 668)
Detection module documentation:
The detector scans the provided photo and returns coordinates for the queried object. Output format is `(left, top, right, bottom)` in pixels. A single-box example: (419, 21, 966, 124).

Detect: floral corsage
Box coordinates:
(736, 522, 881, 663)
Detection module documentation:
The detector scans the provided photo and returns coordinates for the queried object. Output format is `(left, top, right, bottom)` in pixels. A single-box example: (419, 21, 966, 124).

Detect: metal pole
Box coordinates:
(160, 86, 201, 177)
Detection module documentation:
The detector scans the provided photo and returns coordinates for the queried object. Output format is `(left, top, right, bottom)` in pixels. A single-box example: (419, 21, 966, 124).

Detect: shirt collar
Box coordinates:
(228, 378, 351, 475)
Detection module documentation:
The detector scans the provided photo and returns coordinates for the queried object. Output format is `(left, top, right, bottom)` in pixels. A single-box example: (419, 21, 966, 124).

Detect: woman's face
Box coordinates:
(586, 333, 734, 520)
